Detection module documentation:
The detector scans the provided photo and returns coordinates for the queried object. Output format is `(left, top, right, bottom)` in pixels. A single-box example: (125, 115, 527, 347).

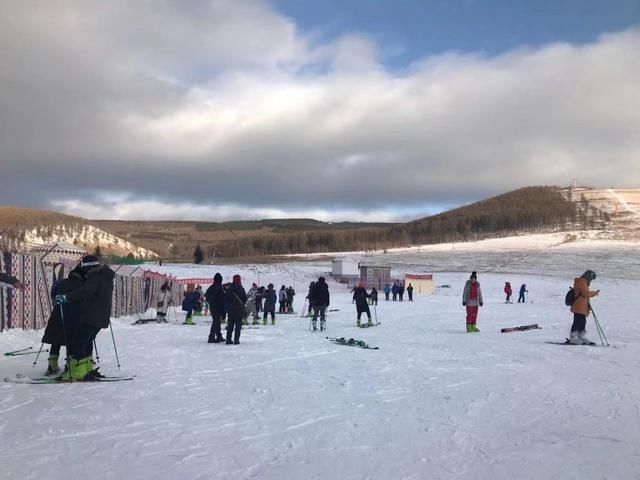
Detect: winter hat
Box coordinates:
(318, 276, 325, 283)
(214, 273, 223, 283)
(582, 270, 597, 282)
(232, 274, 241, 285)
(252, 283, 257, 288)
(470, 271, 477, 279)
(80, 255, 100, 271)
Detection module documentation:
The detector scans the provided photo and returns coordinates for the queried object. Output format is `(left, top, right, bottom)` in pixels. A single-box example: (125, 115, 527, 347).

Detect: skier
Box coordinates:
(370, 287, 378, 306)
(568, 270, 600, 344)
(407, 283, 414, 301)
(353, 283, 372, 327)
(223, 274, 247, 345)
(155, 281, 172, 323)
(263, 283, 277, 325)
(517, 284, 528, 303)
(286, 286, 295, 313)
(462, 271, 483, 333)
(278, 285, 287, 313)
(306, 281, 315, 317)
(504, 282, 513, 303)
(53, 255, 115, 380)
(310, 277, 330, 331)
(383, 283, 391, 301)
(0, 271, 24, 289)
(245, 283, 260, 325)
(205, 273, 226, 343)
(42, 267, 84, 375)
(181, 286, 201, 325)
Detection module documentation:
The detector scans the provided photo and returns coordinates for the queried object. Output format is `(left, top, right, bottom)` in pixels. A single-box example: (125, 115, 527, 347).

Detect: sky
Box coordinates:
(0, 0, 639, 223)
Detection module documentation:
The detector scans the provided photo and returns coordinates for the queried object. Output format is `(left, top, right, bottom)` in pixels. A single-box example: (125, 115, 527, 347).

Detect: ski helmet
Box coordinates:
(582, 270, 597, 282)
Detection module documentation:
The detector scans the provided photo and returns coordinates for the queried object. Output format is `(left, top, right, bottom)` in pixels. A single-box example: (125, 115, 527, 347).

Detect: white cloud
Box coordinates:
(1, 2, 639, 221)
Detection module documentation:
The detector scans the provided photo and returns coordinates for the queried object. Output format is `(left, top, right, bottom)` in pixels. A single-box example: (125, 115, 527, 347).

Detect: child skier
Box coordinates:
(568, 270, 600, 344)
(462, 271, 483, 332)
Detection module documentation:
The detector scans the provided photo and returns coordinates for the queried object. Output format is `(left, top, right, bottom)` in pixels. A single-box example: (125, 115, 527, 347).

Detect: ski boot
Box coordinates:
(263, 318, 268, 325)
(466, 324, 475, 333)
(320, 320, 325, 332)
(471, 324, 479, 332)
(45, 354, 61, 376)
(577, 331, 594, 345)
(312, 321, 317, 331)
(271, 318, 276, 326)
(357, 319, 361, 327)
(568, 331, 582, 344)
(183, 315, 195, 325)
(367, 318, 373, 327)
(242, 317, 248, 326)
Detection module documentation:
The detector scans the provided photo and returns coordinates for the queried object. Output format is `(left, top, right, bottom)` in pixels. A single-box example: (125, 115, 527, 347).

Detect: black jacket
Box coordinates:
(353, 287, 370, 307)
(224, 283, 247, 319)
(42, 271, 85, 345)
(311, 280, 330, 308)
(65, 266, 115, 329)
(205, 281, 226, 316)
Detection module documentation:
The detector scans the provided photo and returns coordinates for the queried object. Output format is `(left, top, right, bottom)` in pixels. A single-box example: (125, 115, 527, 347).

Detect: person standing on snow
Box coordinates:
(263, 283, 277, 325)
(278, 285, 287, 313)
(205, 273, 226, 343)
(504, 282, 513, 303)
(310, 276, 330, 331)
(245, 283, 260, 325)
(517, 284, 528, 303)
(370, 287, 378, 306)
(383, 283, 391, 301)
(53, 255, 115, 380)
(353, 283, 372, 327)
(306, 281, 315, 317)
(462, 271, 483, 333)
(407, 283, 414, 301)
(156, 281, 172, 323)
(391, 282, 399, 301)
(286, 286, 295, 313)
(568, 270, 600, 344)
(223, 274, 247, 345)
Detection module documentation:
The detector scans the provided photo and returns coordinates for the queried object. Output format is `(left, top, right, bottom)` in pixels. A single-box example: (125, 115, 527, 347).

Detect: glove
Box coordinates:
(54, 294, 68, 305)
(462, 301, 466, 306)
(480, 302, 483, 307)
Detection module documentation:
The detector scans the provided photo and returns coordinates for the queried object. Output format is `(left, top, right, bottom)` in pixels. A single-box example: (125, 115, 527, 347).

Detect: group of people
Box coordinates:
(463, 269, 600, 343)
(503, 282, 528, 303)
(382, 282, 414, 301)
(278, 285, 296, 313)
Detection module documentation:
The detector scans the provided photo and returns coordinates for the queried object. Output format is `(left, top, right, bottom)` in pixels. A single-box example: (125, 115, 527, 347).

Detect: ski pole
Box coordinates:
(591, 309, 609, 346)
(32, 343, 45, 366)
(300, 298, 308, 318)
(6, 346, 32, 356)
(109, 320, 121, 369)
(374, 304, 378, 324)
(59, 303, 73, 383)
(94, 339, 100, 364)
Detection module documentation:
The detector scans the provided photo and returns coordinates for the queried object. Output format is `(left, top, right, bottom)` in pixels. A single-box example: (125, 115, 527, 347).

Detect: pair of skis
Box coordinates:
(5, 372, 134, 384)
(358, 322, 380, 328)
(326, 337, 379, 350)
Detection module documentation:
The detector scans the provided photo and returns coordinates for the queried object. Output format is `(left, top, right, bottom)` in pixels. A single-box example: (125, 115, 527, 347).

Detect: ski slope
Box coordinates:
(1, 241, 640, 480)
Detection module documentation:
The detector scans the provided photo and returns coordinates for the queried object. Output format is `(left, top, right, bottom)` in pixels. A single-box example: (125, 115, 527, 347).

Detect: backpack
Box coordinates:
(564, 287, 575, 306)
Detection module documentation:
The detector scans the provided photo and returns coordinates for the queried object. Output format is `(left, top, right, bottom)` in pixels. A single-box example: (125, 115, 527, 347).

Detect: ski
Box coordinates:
(501, 323, 540, 333)
(326, 337, 379, 350)
(545, 338, 610, 347)
(6, 375, 134, 384)
(16, 372, 135, 381)
(358, 322, 381, 328)
(131, 318, 162, 325)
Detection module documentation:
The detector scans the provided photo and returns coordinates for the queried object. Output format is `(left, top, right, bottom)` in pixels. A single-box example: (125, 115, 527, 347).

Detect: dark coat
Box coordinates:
(263, 287, 277, 312)
(42, 271, 85, 345)
(353, 287, 370, 308)
(64, 266, 115, 329)
(205, 281, 226, 316)
(182, 290, 201, 311)
(311, 279, 330, 307)
(224, 283, 247, 319)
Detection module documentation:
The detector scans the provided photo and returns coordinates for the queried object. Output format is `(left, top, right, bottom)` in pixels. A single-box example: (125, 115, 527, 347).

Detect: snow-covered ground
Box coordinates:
(2, 239, 640, 480)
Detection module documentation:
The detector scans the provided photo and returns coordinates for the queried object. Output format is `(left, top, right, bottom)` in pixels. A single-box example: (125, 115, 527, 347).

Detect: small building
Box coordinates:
(404, 273, 435, 294)
(359, 264, 392, 289)
(331, 257, 359, 277)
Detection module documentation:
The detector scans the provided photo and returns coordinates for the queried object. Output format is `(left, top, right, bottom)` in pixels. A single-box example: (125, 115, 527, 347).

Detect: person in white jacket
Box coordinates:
(156, 281, 172, 323)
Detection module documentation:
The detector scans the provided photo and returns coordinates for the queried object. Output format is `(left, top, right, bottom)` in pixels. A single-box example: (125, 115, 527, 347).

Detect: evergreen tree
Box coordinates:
(193, 244, 204, 264)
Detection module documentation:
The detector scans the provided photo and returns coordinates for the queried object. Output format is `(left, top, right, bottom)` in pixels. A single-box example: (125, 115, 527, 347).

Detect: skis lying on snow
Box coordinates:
(131, 318, 167, 325)
(501, 323, 540, 333)
(358, 322, 381, 328)
(327, 337, 379, 350)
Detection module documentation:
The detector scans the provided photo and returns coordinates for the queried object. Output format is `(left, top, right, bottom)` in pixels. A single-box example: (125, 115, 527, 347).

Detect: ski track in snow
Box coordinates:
(1, 249, 640, 479)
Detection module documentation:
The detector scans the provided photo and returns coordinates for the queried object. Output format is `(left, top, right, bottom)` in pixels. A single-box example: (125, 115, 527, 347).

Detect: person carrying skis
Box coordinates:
(42, 266, 84, 375)
(156, 281, 172, 323)
(53, 255, 115, 380)
(223, 274, 247, 345)
(263, 283, 277, 325)
(568, 270, 600, 344)
(504, 282, 513, 303)
(517, 284, 528, 303)
(310, 276, 330, 331)
(353, 282, 372, 327)
(383, 283, 391, 301)
(278, 285, 287, 313)
(462, 271, 483, 333)
(205, 273, 226, 343)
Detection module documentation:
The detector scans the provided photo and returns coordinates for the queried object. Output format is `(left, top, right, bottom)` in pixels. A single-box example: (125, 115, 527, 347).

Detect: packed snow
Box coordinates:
(1, 236, 640, 480)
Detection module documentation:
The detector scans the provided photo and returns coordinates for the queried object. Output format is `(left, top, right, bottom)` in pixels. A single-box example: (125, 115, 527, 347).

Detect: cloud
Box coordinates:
(0, 1, 639, 221)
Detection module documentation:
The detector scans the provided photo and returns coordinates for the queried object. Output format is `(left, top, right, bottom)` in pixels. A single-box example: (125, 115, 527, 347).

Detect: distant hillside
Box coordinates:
(0, 206, 157, 258)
